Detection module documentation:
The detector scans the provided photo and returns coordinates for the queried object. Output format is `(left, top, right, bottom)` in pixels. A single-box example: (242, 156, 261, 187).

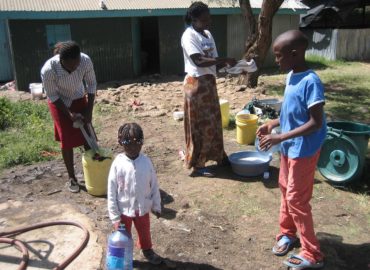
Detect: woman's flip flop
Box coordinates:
(192, 168, 215, 178)
(67, 178, 80, 193)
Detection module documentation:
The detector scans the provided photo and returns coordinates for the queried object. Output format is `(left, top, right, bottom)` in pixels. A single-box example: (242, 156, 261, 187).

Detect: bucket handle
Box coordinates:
(327, 127, 344, 137)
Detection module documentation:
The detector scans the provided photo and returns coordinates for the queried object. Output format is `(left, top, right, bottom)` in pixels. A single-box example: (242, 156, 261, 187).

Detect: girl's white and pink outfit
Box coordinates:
(107, 153, 161, 249)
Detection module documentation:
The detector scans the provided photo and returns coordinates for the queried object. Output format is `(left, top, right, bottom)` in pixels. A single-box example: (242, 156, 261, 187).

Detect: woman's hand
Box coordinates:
(69, 112, 84, 122)
(225, 58, 237, 67)
(82, 109, 92, 124)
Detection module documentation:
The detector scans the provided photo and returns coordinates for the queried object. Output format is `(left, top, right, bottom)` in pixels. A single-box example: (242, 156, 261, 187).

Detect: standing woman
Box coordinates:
(181, 1, 236, 177)
(41, 41, 97, 193)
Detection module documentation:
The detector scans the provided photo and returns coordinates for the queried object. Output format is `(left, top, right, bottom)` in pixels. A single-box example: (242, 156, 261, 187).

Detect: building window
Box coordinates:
(46, 24, 71, 48)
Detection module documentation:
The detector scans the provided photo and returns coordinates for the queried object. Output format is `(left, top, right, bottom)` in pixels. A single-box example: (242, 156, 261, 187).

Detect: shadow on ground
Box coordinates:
(160, 189, 177, 220)
(319, 232, 370, 270)
(133, 259, 222, 270)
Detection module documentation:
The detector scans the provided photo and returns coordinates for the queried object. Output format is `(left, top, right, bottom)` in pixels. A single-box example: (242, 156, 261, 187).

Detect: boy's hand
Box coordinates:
(259, 134, 282, 150)
(256, 123, 272, 138)
(151, 210, 161, 219)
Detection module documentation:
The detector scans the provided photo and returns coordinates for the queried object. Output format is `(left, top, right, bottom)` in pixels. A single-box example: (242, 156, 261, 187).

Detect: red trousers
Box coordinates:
(277, 151, 323, 263)
(120, 213, 152, 250)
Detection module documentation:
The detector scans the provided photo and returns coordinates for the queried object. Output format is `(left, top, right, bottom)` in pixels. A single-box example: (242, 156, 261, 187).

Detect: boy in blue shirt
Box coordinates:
(257, 30, 326, 269)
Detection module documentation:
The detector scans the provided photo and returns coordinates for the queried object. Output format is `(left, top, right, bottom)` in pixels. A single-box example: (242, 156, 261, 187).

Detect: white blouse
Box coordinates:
(107, 153, 161, 222)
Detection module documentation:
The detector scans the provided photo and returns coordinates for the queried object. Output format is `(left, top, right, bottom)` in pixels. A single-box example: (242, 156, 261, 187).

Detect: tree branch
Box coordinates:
(239, 0, 257, 55)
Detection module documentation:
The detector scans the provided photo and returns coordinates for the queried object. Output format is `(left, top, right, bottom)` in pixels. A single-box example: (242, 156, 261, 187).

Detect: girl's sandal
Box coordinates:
(142, 249, 162, 265)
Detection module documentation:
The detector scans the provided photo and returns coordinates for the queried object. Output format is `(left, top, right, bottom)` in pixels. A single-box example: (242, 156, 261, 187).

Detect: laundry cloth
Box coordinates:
(219, 59, 257, 74)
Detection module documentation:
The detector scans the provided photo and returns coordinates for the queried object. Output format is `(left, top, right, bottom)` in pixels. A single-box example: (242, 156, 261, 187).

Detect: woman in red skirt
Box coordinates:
(41, 41, 97, 192)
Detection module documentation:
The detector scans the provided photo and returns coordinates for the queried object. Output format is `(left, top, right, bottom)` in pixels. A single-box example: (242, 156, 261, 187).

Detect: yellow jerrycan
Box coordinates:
(219, 99, 230, 128)
(82, 148, 113, 196)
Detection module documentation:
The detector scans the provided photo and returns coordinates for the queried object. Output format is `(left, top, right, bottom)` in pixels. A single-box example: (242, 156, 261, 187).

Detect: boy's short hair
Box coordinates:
(274, 30, 308, 51)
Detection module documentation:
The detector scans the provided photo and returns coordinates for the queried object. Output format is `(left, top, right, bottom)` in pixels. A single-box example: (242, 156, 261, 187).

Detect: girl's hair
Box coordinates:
(118, 123, 144, 145)
(54, 41, 81, 60)
(184, 1, 210, 25)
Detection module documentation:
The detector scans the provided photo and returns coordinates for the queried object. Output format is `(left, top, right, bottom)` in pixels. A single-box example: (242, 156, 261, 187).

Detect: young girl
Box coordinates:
(107, 123, 162, 265)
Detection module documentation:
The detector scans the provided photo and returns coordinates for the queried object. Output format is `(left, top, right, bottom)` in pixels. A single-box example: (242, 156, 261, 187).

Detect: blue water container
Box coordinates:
(106, 224, 133, 270)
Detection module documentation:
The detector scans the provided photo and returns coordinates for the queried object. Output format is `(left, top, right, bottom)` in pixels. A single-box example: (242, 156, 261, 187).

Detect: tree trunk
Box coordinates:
(239, 0, 284, 88)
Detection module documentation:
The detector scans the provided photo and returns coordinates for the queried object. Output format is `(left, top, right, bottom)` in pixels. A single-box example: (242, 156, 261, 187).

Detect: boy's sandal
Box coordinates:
(283, 254, 324, 269)
(67, 178, 80, 193)
(272, 235, 298, 256)
(142, 249, 162, 265)
(192, 168, 215, 178)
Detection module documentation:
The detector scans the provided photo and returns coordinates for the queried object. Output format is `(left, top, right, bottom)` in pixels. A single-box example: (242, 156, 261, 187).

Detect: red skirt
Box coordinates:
(48, 97, 87, 150)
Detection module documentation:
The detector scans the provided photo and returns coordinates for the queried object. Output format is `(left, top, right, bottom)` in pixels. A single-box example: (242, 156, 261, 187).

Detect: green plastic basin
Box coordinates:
(318, 121, 370, 184)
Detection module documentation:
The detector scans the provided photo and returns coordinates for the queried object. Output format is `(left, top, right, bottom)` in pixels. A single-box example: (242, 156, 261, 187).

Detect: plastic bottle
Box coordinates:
(106, 223, 133, 270)
(255, 127, 281, 155)
(255, 137, 280, 155)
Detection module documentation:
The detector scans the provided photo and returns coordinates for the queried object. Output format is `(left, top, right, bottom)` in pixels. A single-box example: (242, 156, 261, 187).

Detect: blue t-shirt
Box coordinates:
(280, 69, 327, 159)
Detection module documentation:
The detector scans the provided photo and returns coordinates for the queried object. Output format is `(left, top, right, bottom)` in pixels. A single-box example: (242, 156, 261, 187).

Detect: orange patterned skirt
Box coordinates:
(183, 74, 226, 169)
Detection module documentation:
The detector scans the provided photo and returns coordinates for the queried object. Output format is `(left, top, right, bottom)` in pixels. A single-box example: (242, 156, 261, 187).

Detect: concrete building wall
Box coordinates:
(9, 18, 133, 90)
(227, 14, 301, 67)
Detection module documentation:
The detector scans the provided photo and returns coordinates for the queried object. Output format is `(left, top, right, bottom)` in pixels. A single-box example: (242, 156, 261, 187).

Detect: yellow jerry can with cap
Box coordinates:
(82, 148, 113, 196)
(219, 98, 230, 128)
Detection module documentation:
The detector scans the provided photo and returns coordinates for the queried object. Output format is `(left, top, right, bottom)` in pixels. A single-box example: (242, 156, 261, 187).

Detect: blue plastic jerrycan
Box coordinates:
(106, 224, 134, 270)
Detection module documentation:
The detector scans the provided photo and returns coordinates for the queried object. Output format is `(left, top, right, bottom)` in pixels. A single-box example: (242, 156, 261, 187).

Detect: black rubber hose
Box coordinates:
(0, 220, 90, 270)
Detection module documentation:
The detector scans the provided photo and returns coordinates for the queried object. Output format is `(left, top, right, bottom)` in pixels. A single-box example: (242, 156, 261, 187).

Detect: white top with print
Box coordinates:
(181, 26, 218, 77)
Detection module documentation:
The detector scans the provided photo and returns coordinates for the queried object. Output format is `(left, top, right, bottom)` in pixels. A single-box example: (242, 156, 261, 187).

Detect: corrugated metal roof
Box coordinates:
(0, 0, 307, 12)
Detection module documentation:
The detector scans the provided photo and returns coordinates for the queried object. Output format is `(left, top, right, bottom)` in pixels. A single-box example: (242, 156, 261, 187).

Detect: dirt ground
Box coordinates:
(0, 74, 369, 270)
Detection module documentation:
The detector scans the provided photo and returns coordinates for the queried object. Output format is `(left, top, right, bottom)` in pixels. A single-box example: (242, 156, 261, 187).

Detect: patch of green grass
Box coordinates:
(306, 54, 347, 70)
(93, 103, 117, 117)
(0, 98, 59, 170)
(260, 59, 370, 123)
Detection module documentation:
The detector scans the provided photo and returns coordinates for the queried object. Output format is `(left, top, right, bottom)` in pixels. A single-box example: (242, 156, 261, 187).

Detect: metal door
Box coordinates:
(0, 20, 13, 82)
(46, 24, 71, 49)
